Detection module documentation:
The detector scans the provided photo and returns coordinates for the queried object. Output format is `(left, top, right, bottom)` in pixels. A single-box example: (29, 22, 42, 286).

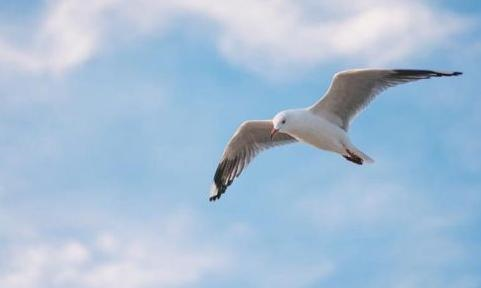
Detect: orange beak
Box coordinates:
(270, 128, 279, 140)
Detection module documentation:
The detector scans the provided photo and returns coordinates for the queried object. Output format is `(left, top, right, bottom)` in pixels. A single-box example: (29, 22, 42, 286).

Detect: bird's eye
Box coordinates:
(281, 119, 286, 124)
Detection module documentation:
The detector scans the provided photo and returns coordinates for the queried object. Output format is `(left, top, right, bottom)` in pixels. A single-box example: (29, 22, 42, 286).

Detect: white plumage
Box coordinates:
(210, 68, 462, 201)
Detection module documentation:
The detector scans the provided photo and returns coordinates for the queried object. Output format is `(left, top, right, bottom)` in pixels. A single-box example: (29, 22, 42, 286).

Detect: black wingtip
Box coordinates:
(392, 69, 463, 78)
(209, 157, 238, 202)
(208, 182, 227, 202)
(209, 189, 219, 202)
(209, 194, 218, 202)
(209, 192, 223, 202)
(435, 71, 463, 77)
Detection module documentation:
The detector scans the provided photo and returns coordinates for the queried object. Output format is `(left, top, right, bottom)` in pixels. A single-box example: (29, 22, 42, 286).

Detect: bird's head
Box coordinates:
(271, 111, 290, 139)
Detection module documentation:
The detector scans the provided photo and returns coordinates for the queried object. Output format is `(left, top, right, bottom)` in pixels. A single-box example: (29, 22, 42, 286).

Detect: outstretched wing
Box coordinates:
(210, 120, 296, 201)
(310, 69, 462, 130)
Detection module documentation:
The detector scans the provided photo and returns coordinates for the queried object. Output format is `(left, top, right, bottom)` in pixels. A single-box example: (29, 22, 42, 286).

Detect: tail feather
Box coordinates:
(353, 148, 374, 164)
(343, 140, 374, 165)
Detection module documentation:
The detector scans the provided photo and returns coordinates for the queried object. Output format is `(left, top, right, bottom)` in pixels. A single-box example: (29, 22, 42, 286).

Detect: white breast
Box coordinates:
(289, 111, 347, 154)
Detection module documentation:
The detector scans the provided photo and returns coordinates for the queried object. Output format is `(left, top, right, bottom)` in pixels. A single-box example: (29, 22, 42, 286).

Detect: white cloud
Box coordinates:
(0, 237, 226, 288)
(0, 0, 117, 74)
(200, 0, 467, 73)
(0, 210, 230, 288)
(0, 0, 470, 75)
(0, 205, 338, 288)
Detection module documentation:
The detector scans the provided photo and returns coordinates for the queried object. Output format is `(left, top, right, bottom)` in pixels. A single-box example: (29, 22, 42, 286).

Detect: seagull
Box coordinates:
(209, 69, 462, 201)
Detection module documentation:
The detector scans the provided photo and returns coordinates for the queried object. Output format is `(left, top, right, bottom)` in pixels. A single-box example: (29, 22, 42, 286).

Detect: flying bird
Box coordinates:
(209, 69, 462, 201)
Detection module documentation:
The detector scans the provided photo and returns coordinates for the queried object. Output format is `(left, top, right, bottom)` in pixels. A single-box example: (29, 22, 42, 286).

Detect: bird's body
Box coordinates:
(283, 109, 349, 155)
(209, 69, 462, 201)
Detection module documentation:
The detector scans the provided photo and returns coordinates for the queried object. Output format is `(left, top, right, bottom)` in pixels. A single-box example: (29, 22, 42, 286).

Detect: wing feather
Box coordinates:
(210, 120, 296, 201)
(310, 69, 462, 130)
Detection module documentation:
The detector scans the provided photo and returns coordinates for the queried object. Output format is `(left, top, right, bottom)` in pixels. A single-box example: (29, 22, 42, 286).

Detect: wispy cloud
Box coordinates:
(294, 158, 478, 230)
(292, 162, 481, 288)
(0, 210, 230, 288)
(0, 0, 116, 74)
(0, 0, 471, 75)
(0, 237, 226, 288)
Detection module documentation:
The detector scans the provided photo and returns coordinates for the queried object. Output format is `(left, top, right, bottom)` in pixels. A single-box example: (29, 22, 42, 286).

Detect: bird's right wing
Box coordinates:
(309, 69, 462, 130)
(210, 120, 297, 201)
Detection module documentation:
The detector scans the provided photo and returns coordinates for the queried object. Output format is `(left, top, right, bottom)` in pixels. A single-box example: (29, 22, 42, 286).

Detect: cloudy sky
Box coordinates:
(0, 0, 480, 287)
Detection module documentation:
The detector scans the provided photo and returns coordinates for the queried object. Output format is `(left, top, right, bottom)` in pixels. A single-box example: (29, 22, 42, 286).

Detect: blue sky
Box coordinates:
(0, 0, 480, 287)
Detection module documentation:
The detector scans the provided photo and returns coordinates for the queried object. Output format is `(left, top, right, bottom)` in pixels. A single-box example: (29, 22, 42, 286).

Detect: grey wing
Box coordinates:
(209, 120, 297, 201)
(310, 69, 462, 130)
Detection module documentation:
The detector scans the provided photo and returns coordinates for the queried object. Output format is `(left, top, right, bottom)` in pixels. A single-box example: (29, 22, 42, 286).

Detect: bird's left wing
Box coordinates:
(309, 69, 462, 130)
(210, 120, 297, 201)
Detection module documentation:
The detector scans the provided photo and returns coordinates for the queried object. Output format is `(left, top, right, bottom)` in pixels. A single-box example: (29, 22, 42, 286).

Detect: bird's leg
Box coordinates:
(343, 149, 363, 165)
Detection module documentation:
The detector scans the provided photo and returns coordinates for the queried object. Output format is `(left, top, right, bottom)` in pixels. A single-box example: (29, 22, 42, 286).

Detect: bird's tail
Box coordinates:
(342, 140, 374, 165)
(352, 147, 374, 164)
